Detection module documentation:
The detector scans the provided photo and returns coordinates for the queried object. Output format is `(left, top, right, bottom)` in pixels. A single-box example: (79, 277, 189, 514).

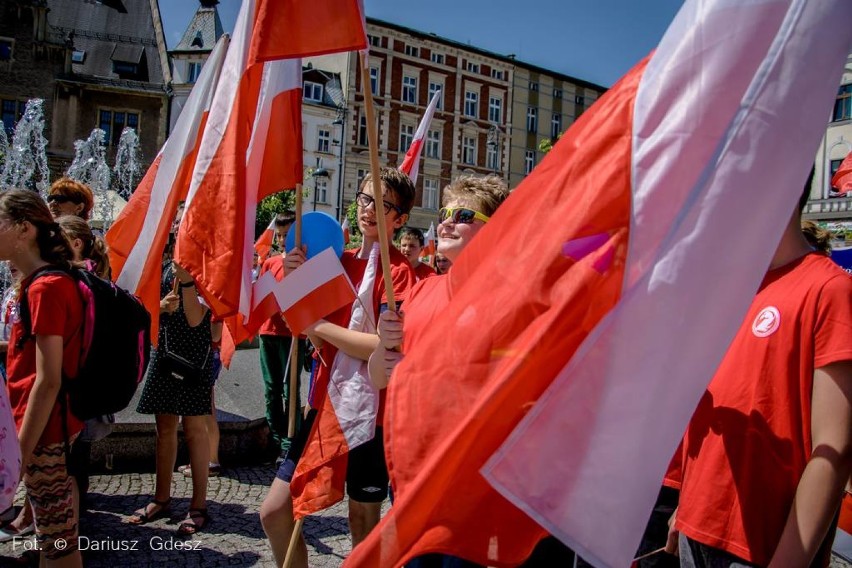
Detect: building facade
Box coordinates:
(0, 0, 170, 174)
(308, 18, 605, 229)
(805, 52, 852, 247)
(168, 0, 223, 133)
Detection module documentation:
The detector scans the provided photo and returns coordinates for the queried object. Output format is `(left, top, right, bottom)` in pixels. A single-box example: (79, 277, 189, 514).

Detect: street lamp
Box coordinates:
(332, 108, 347, 221)
(311, 167, 329, 211)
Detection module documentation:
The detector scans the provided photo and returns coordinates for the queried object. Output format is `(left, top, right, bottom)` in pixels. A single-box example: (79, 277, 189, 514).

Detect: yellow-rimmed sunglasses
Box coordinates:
(438, 207, 490, 225)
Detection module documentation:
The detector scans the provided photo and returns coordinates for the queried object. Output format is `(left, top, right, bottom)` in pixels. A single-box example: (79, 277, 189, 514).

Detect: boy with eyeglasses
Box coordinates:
(260, 167, 416, 567)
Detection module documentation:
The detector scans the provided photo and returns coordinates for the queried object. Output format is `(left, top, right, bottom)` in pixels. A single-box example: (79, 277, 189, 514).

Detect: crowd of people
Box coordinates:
(0, 163, 848, 568)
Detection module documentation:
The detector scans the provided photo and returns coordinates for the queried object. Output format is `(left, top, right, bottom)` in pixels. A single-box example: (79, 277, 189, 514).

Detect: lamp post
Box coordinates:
(311, 167, 329, 211)
(332, 107, 347, 221)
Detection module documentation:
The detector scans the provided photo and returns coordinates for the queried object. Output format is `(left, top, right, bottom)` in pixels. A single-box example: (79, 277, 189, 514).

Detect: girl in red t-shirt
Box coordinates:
(0, 189, 84, 566)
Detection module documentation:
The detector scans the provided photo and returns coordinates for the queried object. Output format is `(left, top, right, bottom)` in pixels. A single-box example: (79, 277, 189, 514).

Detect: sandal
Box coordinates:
(126, 498, 171, 525)
(181, 462, 221, 478)
(176, 508, 210, 536)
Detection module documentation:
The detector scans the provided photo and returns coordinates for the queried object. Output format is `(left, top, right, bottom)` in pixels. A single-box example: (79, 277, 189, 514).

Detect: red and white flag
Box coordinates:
(831, 151, 852, 195)
(175, 0, 303, 340)
(274, 248, 356, 336)
(346, 1, 852, 567)
(420, 221, 436, 261)
(291, 244, 381, 519)
(254, 217, 276, 262)
(106, 35, 229, 340)
(398, 88, 441, 186)
(341, 216, 351, 246)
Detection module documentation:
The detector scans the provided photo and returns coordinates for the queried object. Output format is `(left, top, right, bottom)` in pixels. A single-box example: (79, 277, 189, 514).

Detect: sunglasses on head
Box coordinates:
(438, 207, 490, 225)
(355, 191, 403, 216)
(47, 194, 80, 205)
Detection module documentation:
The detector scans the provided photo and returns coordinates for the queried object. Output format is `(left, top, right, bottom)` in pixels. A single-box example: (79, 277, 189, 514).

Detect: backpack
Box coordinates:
(17, 266, 151, 421)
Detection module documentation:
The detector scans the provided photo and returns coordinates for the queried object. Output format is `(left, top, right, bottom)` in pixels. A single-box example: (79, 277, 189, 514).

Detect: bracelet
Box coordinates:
(178, 281, 195, 289)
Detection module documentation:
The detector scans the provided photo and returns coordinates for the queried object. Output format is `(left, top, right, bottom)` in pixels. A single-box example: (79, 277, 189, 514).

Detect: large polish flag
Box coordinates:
(175, 0, 303, 339)
(106, 35, 229, 339)
(345, 1, 852, 567)
(398, 88, 441, 186)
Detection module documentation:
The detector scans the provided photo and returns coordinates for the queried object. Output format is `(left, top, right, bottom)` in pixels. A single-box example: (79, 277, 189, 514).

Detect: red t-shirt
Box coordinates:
(6, 273, 85, 446)
(413, 262, 436, 282)
(311, 246, 415, 427)
(677, 254, 852, 565)
(257, 255, 293, 337)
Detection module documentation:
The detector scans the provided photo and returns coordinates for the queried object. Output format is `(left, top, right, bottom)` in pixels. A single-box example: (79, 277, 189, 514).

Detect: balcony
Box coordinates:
(804, 195, 852, 220)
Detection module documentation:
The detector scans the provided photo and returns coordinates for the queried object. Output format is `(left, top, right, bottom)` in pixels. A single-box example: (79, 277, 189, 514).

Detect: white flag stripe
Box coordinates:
(483, 1, 852, 567)
(115, 35, 228, 292)
(271, 248, 353, 312)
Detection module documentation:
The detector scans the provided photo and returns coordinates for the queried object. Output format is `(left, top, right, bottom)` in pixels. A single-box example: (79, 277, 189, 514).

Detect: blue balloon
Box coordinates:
(285, 211, 345, 259)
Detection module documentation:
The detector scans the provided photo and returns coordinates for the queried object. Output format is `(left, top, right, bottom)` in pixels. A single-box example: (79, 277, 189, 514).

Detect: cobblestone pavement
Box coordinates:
(0, 465, 374, 568)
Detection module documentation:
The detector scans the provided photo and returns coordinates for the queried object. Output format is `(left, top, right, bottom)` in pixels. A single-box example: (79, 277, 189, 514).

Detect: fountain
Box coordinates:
(113, 127, 143, 200)
(0, 128, 8, 171)
(66, 129, 112, 227)
(0, 99, 50, 196)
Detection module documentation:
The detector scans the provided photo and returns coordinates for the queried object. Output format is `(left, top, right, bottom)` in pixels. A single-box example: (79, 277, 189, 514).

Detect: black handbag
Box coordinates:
(160, 328, 210, 384)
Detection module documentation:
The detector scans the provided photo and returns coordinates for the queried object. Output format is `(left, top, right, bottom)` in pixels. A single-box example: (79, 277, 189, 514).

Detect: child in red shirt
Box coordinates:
(399, 227, 436, 281)
(0, 190, 84, 565)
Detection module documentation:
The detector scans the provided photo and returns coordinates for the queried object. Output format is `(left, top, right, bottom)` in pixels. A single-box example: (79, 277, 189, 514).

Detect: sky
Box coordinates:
(160, 0, 685, 88)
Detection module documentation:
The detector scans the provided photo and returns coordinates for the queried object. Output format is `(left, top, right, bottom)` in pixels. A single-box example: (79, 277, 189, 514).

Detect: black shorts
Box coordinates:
(275, 411, 388, 503)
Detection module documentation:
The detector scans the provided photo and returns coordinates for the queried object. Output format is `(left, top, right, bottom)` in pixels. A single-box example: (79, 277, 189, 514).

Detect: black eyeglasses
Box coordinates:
(355, 191, 403, 216)
(47, 194, 79, 205)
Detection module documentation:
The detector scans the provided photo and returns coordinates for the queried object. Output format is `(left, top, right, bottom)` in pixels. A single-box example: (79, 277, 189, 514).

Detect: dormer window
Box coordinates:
(303, 81, 323, 102)
(110, 44, 145, 79)
(190, 31, 204, 49)
(71, 50, 86, 64)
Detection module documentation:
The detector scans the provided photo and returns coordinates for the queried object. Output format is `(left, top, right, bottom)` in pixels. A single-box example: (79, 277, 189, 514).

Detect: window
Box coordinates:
(488, 96, 502, 123)
(529, 81, 539, 92)
(428, 81, 443, 109)
(1, 99, 24, 135)
(526, 107, 538, 132)
(525, 150, 535, 175)
(0, 38, 13, 62)
(423, 178, 439, 209)
(830, 159, 843, 192)
(357, 168, 368, 187)
(462, 136, 477, 165)
(187, 61, 202, 83)
(426, 129, 441, 159)
(405, 45, 420, 58)
(71, 50, 86, 64)
(317, 128, 331, 153)
(464, 91, 478, 118)
(399, 124, 414, 151)
(99, 109, 139, 147)
(431, 52, 444, 65)
(367, 35, 381, 48)
(466, 62, 479, 74)
(316, 178, 328, 204)
(402, 75, 417, 104)
(486, 143, 498, 171)
(575, 95, 585, 105)
(551, 113, 562, 139)
(491, 69, 503, 80)
(358, 115, 368, 146)
(553, 88, 562, 99)
(304, 81, 323, 102)
(369, 66, 380, 96)
(834, 84, 852, 122)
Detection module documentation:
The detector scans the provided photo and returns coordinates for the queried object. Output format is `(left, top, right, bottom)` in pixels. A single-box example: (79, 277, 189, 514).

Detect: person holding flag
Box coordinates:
(260, 167, 416, 567)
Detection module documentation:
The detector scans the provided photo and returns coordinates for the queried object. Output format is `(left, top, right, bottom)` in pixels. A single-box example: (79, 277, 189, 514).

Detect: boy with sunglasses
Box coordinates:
(260, 167, 416, 567)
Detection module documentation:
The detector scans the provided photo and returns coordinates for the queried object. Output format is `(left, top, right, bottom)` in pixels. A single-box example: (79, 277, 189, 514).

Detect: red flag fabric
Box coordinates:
(249, 0, 366, 64)
(254, 217, 276, 262)
(175, 0, 303, 346)
(346, 0, 852, 566)
(831, 151, 852, 193)
(420, 222, 436, 261)
(398, 89, 441, 186)
(106, 36, 229, 342)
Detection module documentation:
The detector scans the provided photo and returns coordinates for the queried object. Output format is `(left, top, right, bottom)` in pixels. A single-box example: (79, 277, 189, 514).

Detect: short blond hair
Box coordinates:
(442, 174, 510, 216)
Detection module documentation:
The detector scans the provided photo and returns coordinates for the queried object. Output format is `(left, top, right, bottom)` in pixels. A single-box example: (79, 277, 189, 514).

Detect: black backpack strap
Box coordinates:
(16, 266, 71, 350)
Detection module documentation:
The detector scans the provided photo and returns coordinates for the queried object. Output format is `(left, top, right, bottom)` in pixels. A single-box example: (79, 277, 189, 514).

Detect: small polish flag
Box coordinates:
(420, 222, 436, 261)
(399, 88, 441, 186)
(254, 218, 277, 262)
(275, 248, 356, 336)
(341, 217, 351, 246)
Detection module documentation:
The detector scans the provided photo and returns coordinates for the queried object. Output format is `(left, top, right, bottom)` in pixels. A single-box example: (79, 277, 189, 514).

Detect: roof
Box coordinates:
(366, 17, 607, 93)
(46, 0, 166, 88)
(303, 67, 345, 108)
(172, 3, 224, 53)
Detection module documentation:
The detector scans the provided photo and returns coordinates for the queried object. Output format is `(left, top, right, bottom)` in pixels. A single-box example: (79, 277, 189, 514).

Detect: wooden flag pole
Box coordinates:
(287, 185, 303, 438)
(282, 517, 305, 568)
(359, 51, 397, 312)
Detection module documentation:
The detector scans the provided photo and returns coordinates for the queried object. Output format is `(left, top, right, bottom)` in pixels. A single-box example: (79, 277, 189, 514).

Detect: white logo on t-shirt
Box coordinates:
(752, 306, 780, 337)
